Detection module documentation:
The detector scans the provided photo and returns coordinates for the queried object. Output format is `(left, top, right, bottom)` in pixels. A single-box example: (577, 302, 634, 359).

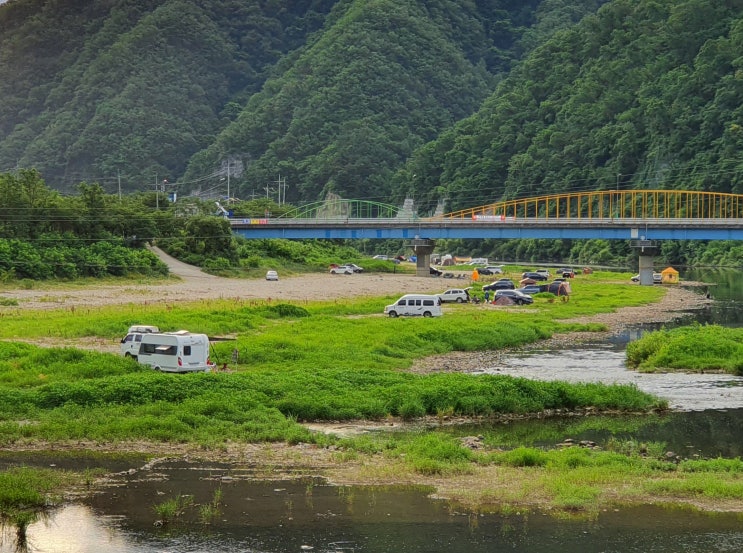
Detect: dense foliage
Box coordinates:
(0, 0, 603, 200)
(4, 1, 743, 269)
(410, 0, 743, 213)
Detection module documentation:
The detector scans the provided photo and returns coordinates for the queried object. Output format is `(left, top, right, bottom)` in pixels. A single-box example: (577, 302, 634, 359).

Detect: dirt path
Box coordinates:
(0, 248, 451, 310)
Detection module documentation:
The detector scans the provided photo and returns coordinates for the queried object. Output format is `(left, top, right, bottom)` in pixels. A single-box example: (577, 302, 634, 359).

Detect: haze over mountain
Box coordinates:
(1, 0, 742, 215)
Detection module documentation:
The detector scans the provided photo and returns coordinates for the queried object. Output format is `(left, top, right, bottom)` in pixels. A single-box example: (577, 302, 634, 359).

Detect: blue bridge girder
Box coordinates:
(230, 217, 743, 241)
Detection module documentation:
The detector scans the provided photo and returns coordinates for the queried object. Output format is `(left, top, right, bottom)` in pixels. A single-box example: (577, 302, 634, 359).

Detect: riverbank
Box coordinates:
(3, 265, 736, 517)
(409, 283, 712, 374)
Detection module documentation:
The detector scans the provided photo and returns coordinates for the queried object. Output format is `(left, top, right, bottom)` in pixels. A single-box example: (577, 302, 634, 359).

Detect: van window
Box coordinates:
(142, 343, 176, 355)
(398, 299, 407, 305)
(414, 299, 421, 306)
(423, 299, 434, 306)
(183, 345, 191, 355)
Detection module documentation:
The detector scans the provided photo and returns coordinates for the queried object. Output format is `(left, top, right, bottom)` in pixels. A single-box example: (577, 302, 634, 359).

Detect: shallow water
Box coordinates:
(481, 342, 743, 411)
(8, 469, 743, 553)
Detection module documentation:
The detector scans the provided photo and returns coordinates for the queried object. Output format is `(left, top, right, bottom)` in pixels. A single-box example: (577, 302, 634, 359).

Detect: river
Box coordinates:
(3, 269, 743, 553)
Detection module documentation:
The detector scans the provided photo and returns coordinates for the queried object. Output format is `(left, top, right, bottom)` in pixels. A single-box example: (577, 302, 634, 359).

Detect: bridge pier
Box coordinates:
(632, 239, 660, 285)
(409, 238, 436, 277)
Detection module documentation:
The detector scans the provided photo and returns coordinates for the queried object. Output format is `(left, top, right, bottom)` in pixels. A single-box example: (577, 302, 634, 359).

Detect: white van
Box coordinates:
(133, 331, 215, 373)
(384, 294, 443, 318)
(120, 325, 160, 358)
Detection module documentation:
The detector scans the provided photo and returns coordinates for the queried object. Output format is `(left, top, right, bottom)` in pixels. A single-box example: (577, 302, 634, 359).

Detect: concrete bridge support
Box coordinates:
(632, 239, 660, 286)
(410, 238, 436, 277)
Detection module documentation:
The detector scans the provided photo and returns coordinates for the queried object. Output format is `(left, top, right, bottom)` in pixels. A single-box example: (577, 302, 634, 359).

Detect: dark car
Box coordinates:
(558, 268, 575, 278)
(521, 271, 548, 281)
(478, 265, 504, 275)
(482, 278, 515, 291)
(430, 266, 443, 276)
(494, 289, 534, 305)
(517, 284, 543, 295)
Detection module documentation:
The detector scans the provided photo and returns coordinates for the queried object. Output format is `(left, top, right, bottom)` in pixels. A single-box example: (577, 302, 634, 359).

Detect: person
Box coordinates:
(484, 290, 490, 302)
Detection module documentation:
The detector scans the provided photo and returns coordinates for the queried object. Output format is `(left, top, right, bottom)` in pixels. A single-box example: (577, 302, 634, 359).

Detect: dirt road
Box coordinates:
(0, 247, 452, 310)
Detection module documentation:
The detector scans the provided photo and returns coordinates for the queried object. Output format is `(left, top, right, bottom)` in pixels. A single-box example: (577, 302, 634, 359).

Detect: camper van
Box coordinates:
(133, 331, 214, 373)
(384, 294, 443, 318)
(120, 325, 160, 358)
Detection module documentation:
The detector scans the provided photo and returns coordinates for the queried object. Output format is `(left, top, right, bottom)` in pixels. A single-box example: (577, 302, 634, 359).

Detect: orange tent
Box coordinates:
(661, 267, 679, 284)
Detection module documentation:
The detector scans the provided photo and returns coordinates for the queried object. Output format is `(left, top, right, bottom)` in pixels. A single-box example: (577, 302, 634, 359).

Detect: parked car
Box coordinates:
(384, 294, 443, 318)
(438, 288, 471, 303)
(343, 263, 364, 273)
(631, 273, 662, 283)
(430, 266, 443, 276)
(522, 271, 548, 281)
(330, 265, 353, 275)
(517, 285, 543, 295)
(558, 268, 575, 278)
(494, 289, 534, 305)
(265, 270, 279, 281)
(478, 265, 504, 275)
(482, 278, 515, 291)
(535, 269, 550, 278)
(372, 255, 388, 260)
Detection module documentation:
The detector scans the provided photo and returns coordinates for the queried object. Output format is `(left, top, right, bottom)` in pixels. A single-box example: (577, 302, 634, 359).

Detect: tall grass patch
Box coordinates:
(626, 324, 743, 374)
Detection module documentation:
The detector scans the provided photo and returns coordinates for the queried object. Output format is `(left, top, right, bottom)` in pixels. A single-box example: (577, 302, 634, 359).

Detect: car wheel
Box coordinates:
(456, 298, 464, 303)
(423, 311, 432, 317)
(388, 311, 398, 318)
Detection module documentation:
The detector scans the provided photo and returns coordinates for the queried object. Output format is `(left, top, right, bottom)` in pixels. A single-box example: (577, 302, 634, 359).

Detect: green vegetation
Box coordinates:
(340, 431, 743, 516)
(0, 466, 82, 536)
(626, 323, 743, 375)
(153, 494, 194, 525)
(0, 276, 669, 447)
(1, 273, 741, 516)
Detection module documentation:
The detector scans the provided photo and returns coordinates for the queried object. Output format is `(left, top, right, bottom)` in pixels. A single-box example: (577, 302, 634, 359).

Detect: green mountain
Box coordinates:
(0, 0, 602, 201)
(410, 0, 743, 212)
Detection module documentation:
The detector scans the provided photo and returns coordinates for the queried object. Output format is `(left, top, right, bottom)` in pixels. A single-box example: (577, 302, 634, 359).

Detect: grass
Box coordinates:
(626, 323, 743, 375)
(338, 431, 743, 517)
(0, 275, 670, 446)
(2, 271, 737, 516)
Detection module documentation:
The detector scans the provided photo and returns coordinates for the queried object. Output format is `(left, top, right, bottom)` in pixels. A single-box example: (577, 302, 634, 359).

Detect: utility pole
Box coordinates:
(274, 174, 287, 204)
(117, 170, 121, 201)
(155, 175, 158, 210)
(226, 160, 231, 204)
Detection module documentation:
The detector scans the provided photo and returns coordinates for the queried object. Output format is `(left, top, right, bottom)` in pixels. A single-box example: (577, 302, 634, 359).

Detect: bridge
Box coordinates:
(230, 190, 743, 242)
(229, 190, 743, 280)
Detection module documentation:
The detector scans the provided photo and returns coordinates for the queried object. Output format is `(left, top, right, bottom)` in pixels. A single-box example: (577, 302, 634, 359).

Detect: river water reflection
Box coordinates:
(12, 472, 743, 553)
(4, 268, 743, 553)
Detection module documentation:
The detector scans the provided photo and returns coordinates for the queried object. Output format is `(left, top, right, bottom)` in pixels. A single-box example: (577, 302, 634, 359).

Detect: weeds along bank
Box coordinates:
(0, 275, 668, 445)
(3, 274, 743, 516)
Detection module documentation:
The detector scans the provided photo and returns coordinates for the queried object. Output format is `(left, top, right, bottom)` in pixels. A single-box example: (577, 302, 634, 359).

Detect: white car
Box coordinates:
(330, 265, 353, 275)
(438, 288, 471, 303)
(631, 273, 662, 283)
(266, 270, 279, 281)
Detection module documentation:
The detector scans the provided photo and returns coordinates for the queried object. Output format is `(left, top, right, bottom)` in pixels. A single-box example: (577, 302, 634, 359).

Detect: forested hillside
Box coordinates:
(0, 0, 603, 199)
(0, 0, 339, 191)
(409, 0, 743, 213)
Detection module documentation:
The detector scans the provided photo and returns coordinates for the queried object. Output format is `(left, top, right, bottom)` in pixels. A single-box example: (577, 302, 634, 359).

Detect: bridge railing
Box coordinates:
(439, 190, 743, 220)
